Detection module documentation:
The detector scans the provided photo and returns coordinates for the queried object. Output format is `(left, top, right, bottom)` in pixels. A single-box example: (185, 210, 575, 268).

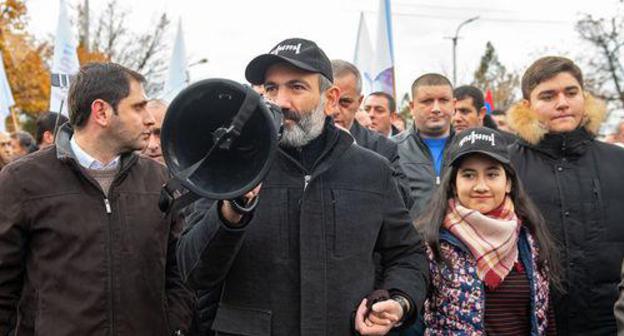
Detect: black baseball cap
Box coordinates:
(447, 127, 511, 167)
(245, 38, 333, 85)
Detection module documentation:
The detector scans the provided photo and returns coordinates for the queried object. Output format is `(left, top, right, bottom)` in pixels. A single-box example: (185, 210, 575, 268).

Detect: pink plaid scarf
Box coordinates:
(443, 197, 520, 289)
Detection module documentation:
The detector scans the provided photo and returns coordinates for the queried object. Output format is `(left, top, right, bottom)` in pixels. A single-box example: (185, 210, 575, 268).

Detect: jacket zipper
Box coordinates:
(304, 175, 311, 190)
(436, 176, 440, 185)
(104, 197, 116, 335)
(64, 155, 134, 336)
(104, 198, 112, 214)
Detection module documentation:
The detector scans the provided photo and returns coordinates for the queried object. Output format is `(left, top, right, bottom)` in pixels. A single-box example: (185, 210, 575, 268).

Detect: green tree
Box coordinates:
(472, 42, 520, 110)
(398, 92, 412, 125)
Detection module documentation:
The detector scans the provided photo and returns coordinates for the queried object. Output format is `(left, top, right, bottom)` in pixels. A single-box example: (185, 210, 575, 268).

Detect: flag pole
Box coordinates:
(52, 99, 65, 138)
(10, 106, 19, 132)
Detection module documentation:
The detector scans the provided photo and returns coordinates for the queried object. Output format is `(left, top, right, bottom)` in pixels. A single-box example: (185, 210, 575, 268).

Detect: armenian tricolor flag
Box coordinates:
(484, 89, 495, 114)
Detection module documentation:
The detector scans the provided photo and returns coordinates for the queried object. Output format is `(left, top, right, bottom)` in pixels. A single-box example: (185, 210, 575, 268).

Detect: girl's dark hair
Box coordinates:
(415, 154, 563, 291)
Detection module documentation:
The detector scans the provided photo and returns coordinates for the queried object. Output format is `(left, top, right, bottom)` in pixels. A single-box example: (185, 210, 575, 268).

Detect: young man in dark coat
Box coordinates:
(0, 63, 193, 335)
(508, 56, 624, 336)
(176, 38, 429, 336)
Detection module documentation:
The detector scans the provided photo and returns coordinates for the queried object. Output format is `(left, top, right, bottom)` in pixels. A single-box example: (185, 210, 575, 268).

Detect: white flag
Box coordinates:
(372, 0, 396, 98)
(163, 19, 189, 103)
(0, 55, 15, 132)
(353, 12, 374, 96)
(49, 0, 80, 116)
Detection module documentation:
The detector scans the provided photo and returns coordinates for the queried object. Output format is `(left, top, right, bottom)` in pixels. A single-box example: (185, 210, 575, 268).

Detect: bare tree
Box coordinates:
(77, 0, 170, 95)
(576, 11, 624, 110)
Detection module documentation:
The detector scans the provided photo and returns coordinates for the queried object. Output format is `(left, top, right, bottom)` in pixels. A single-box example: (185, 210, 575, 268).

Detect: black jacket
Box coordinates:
(350, 121, 413, 210)
(177, 122, 429, 335)
(393, 125, 454, 219)
(615, 261, 624, 335)
(508, 99, 624, 335)
(350, 121, 397, 162)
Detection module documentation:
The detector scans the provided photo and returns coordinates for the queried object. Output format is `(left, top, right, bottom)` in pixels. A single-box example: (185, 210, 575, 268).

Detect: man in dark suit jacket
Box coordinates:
(330, 59, 397, 160)
(331, 59, 411, 208)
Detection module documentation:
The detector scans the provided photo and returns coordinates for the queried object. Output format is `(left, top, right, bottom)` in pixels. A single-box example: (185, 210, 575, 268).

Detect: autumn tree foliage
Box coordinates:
(0, 0, 51, 132)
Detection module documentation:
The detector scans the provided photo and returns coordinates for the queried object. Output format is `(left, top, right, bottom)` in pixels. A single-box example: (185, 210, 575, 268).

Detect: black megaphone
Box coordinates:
(159, 78, 282, 213)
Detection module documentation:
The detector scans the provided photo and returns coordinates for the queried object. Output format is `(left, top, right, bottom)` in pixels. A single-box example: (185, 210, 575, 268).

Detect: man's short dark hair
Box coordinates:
(521, 56, 583, 99)
(68, 63, 145, 129)
(411, 73, 453, 97)
(454, 85, 485, 111)
(11, 131, 37, 153)
(35, 112, 68, 145)
(368, 91, 396, 113)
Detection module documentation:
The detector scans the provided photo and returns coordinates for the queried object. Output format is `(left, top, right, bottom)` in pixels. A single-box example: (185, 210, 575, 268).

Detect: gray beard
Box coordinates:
(279, 97, 326, 147)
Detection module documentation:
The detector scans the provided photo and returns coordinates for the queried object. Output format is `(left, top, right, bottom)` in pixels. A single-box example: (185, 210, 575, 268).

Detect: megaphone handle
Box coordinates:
(230, 195, 259, 215)
(159, 130, 230, 214)
(160, 85, 263, 214)
(229, 86, 261, 136)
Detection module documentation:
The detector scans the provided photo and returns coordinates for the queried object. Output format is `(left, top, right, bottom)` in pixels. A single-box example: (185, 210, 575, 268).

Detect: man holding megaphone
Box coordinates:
(176, 38, 428, 335)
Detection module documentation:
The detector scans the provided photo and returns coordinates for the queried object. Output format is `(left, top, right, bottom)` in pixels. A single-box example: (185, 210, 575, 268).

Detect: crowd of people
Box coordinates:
(0, 36, 623, 336)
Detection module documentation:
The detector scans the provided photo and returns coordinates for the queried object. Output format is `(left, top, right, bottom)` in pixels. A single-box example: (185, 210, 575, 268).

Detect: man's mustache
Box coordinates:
(281, 109, 301, 122)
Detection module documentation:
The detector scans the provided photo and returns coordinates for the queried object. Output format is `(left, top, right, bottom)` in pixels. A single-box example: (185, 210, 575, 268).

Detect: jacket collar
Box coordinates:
(507, 93, 606, 145)
(350, 120, 382, 145)
(279, 117, 354, 176)
(349, 120, 365, 142)
(56, 123, 138, 173)
(407, 123, 455, 143)
(527, 126, 593, 159)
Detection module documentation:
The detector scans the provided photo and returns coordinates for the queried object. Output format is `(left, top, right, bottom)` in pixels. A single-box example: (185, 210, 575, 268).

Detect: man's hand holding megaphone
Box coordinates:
(221, 184, 262, 226)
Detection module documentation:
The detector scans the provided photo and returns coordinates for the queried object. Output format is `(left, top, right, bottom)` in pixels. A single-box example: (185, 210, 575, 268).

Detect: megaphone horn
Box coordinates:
(158, 78, 282, 213)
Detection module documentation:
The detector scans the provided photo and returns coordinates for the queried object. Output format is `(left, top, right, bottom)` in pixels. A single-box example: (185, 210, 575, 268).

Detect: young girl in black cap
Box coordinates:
(415, 127, 561, 335)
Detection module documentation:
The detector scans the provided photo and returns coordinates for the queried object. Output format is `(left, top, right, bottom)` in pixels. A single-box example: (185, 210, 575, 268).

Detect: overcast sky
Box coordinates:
(24, 0, 622, 102)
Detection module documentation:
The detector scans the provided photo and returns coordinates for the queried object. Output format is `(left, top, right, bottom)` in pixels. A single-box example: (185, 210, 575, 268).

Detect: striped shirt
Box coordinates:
(484, 262, 556, 335)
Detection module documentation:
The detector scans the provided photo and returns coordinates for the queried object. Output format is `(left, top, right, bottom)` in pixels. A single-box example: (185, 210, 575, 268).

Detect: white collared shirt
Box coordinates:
(70, 136, 120, 170)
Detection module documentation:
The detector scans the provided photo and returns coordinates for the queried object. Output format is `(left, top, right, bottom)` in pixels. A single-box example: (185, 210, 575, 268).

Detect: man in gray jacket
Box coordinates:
(177, 38, 428, 336)
(394, 73, 455, 219)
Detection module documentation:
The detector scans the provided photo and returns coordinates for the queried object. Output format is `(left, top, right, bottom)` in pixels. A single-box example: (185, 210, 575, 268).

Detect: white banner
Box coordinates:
(163, 19, 189, 103)
(49, 0, 80, 116)
(353, 12, 374, 96)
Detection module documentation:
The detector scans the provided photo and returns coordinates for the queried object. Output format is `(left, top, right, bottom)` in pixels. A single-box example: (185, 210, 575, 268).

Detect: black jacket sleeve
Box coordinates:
(176, 199, 250, 290)
(164, 207, 196, 334)
(387, 146, 414, 211)
(615, 260, 624, 335)
(0, 166, 27, 334)
(375, 168, 429, 326)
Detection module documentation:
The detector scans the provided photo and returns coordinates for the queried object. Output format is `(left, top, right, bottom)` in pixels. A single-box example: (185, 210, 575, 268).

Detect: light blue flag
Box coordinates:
(0, 55, 15, 131)
(372, 0, 396, 98)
